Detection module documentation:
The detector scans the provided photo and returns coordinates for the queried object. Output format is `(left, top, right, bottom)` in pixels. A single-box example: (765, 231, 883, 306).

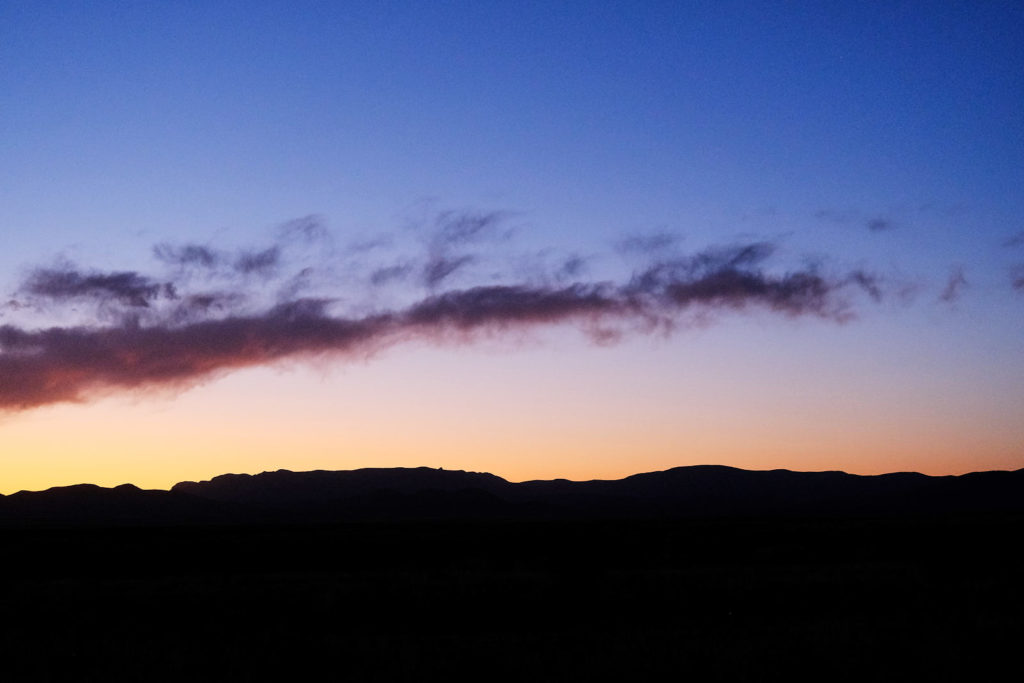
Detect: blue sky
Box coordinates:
(1, 2, 1022, 490)
(4, 2, 1020, 252)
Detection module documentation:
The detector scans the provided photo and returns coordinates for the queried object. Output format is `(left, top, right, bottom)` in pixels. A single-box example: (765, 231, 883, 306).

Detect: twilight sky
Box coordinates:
(1, 1, 1022, 493)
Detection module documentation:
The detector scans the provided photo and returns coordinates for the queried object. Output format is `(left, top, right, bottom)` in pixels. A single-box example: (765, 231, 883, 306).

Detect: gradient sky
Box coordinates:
(2, 1, 1023, 493)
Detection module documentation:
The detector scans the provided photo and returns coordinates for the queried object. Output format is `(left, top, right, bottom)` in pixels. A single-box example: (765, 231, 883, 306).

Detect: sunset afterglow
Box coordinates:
(2, 2, 1022, 492)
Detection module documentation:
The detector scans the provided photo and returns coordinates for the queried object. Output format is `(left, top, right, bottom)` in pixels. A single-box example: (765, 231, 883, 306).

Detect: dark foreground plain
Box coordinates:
(2, 466, 1023, 681)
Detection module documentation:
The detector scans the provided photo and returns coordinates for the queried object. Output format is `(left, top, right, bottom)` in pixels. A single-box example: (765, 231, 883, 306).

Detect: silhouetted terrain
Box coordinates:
(3, 464, 1024, 526)
(2, 466, 1022, 681)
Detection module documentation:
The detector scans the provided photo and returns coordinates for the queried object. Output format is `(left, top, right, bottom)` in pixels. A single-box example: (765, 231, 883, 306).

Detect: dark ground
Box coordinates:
(2, 515, 1022, 681)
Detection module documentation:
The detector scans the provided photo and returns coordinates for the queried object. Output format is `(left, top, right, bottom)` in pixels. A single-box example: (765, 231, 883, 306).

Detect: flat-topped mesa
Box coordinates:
(171, 466, 513, 505)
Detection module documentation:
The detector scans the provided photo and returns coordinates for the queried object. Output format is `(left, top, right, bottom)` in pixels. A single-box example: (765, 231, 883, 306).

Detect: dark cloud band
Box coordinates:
(0, 216, 882, 411)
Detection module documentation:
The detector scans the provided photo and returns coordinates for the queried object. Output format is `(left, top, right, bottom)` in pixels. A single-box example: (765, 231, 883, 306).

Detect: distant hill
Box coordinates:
(2, 465, 1023, 526)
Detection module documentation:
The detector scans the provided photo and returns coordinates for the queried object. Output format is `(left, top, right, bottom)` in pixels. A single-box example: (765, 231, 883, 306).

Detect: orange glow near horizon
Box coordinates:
(3, 329, 1022, 494)
(3, 2, 1023, 500)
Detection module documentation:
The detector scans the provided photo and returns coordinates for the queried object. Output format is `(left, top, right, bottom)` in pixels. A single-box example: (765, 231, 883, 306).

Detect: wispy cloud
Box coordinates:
(939, 266, 967, 303)
(19, 263, 175, 312)
(1005, 233, 1024, 292)
(233, 246, 280, 277)
(615, 232, 682, 255)
(0, 211, 883, 412)
(814, 209, 896, 232)
(153, 243, 221, 269)
(1002, 231, 1024, 248)
(1012, 266, 1024, 292)
(865, 217, 894, 232)
(418, 209, 509, 290)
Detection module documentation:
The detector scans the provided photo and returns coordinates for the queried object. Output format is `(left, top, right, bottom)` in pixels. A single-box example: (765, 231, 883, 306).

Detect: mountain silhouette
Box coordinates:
(3, 464, 1023, 527)
(3, 465, 1024, 682)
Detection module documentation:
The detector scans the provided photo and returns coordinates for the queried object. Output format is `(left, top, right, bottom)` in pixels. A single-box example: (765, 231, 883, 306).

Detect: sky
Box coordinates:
(1, 1, 1023, 493)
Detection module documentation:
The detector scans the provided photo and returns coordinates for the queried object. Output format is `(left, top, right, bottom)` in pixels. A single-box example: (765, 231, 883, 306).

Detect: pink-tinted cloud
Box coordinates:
(0, 214, 883, 412)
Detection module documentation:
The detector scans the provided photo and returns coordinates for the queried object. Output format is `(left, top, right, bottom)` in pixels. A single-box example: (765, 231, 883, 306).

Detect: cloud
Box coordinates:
(624, 242, 776, 294)
(940, 266, 967, 303)
(417, 209, 509, 289)
(0, 308, 389, 410)
(1012, 266, 1024, 292)
(404, 283, 619, 332)
(164, 292, 248, 325)
(0, 214, 883, 412)
(347, 236, 393, 254)
(20, 265, 173, 309)
(615, 232, 681, 255)
(429, 209, 508, 248)
(153, 243, 222, 269)
(815, 209, 896, 232)
(557, 255, 587, 280)
(422, 255, 475, 289)
(845, 270, 883, 302)
(369, 264, 413, 286)
(277, 214, 330, 245)
(155, 216, 328, 282)
(625, 244, 881, 324)
(234, 246, 280, 277)
(664, 270, 834, 316)
(1003, 232, 1024, 248)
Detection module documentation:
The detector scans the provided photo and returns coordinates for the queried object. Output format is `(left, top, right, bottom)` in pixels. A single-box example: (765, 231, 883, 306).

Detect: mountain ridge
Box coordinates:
(2, 464, 1023, 526)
